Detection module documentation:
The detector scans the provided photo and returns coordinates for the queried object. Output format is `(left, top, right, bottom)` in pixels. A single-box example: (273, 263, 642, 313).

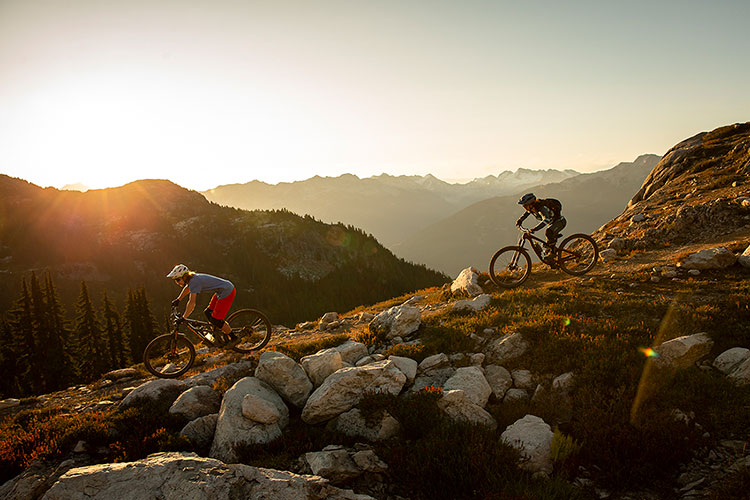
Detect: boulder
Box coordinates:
(511, 369, 535, 390)
(484, 332, 528, 364)
(40, 452, 373, 500)
(451, 294, 492, 313)
(120, 379, 187, 409)
(169, 385, 221, 421)
(713, 348, 750, 375)
(319, 312, 339, 328)
(242, 393, 282, 424)
(254, 351, 313, 407)
(484, 365, 513, 400)
(727, 358, 750, 386)
(739, 244, 750, 268)
(653, 332, 714, 369)
(552, 372, 575, 394)
(437, 390, 497, 430)
(501, 415, 554, 475)
(209, 377, 289, 463)
(677, 247, 737, 270)
(410, 368, 455, 393)
(180, 414, 218, 451)
(305, 447, 361, 483)
(301, 348, 344, 387)
(0, 398, 20, 411)
(443, 366, 492, 407)
(369, 305, 421, 340)
(335, 340, 369, 365)
(1, 456, 91, 500)
(503, 388, 529, 402)
(418, 353, 450, 374)
(351, 450, 388, 473)
(327, 408, 400, 441)
(450, 268, 483, 297)
(302, 360, 407, 424)
(608, 237, 627, 251)
(103, 368, 139, 380)
(388, 355, 418, 385)
(185, 360, 254, 388)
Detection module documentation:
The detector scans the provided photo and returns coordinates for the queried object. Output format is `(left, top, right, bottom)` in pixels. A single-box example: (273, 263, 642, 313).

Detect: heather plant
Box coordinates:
(275, 333, 350, 361)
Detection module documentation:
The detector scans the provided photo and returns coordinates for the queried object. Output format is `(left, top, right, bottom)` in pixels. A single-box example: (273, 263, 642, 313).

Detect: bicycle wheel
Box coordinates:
(143, 333, 196, 378)
(558, 233, 599, 276)
(226, 309, 272, 353)
(489, 246, 532, 288)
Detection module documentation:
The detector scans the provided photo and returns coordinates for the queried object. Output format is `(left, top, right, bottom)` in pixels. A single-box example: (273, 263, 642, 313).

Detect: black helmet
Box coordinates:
(518, 193, 536, 205)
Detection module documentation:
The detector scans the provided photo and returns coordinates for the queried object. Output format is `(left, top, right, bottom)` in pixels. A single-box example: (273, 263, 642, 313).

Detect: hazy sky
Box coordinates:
(1, 0, 748, 191)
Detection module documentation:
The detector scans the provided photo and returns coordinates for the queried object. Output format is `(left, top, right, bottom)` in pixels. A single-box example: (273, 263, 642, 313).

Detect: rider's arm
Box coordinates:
(175, 284, 190, 302)
(184, 293, 197, 318)
(516, 212, 529, 226)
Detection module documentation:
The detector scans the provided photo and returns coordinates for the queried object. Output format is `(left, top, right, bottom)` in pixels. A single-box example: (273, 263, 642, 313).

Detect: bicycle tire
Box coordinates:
(226, 309, 272, 353)
(489, 246, 532, 288)
(143, 333, 196, 379)
(558, 233, 599, 276)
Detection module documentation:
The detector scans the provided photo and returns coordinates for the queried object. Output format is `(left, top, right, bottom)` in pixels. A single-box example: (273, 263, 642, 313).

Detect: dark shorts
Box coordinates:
(546, 217, 567, 241)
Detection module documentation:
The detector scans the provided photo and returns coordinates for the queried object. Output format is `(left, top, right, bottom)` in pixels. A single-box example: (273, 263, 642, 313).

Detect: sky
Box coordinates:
(1, 0, 749, 191)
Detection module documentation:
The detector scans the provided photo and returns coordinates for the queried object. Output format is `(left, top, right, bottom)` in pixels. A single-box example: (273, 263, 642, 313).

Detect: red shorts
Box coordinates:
(207, 288, 236, 320)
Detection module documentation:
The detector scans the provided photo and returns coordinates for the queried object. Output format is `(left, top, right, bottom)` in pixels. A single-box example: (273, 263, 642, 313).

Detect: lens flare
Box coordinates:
(638, 347, 659, 358)
(563, 318, 571, 326)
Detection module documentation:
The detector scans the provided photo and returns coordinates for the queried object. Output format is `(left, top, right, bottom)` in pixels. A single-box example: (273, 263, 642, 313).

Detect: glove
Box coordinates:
(174, 314, 185, 325)
(171, 299, 180, 307)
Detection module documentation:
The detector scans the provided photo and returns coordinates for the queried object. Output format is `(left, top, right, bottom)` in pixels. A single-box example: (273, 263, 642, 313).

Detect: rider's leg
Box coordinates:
(210, 288, 237, 344)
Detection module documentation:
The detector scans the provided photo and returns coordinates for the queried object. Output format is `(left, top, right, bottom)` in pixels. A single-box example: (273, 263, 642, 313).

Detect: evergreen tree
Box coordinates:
(74, 281, 108, 381)
(0, 316, 21, 397)
(7, 279, 38, 395)
(124, 287, 159, 359)
(28, 272, 51, 392)
(42, 272, 75, 389)
(101, 291, 129, 368)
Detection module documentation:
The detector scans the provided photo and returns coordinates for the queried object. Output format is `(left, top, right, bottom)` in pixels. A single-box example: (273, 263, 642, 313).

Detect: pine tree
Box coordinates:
(124, 287, 159, 359)
(7, 279, 39, 395)
(42, 272, 75, 389)
(101, 291, 129, 368)
(74, 281, 108, 381)
(0, 316, 22, 398)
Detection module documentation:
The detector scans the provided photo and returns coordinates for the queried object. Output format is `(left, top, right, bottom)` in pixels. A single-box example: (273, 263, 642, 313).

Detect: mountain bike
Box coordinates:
(489, 225, 599, 288)
(143, 306, 272, 378)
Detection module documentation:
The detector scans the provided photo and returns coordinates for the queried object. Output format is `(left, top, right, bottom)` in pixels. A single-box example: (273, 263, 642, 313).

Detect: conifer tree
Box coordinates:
(101, 291, 129, 368)
(42, 272, 74, 389)
(7, 279, 38, 395)
(124, 287, 159, 359)
(74, 281, 108, 381)
(0, 316, 21, 397)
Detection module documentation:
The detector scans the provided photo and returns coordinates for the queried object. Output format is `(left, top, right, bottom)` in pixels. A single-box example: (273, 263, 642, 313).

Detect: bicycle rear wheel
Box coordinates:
(489, 246, 532, 288)
(558, 234, 598, 276)
(227, 309, 272, 353)
(143, 333, 195, 378)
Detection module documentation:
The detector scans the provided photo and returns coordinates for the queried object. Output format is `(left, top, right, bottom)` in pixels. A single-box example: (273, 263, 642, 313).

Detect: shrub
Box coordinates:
(275, 333, 350, 361)
(382, 343, 427, 362)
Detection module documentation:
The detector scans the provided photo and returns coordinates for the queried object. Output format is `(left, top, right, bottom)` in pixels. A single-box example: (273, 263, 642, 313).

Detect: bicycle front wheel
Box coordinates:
(558, 234, 598, 276)
(489, 246, 532, 288)
(227, 309, 272, 353)
(143, 333, 195, 378)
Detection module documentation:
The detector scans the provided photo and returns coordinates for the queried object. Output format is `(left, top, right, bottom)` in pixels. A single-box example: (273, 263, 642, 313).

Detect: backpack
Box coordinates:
(540, 198, 562, 218)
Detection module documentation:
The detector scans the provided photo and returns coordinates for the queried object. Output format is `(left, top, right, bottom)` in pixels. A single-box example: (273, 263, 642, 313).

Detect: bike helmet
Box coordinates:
(518, 193, 536, 205)
(166, 264, 190, 279)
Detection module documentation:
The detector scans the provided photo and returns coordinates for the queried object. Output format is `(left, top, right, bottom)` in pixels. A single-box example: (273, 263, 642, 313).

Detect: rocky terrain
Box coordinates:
(1, 123, 749, 500)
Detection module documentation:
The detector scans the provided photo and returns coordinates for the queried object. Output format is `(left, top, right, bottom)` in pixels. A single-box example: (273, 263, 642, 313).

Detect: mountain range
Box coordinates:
(0, 177, 446, 326)
(203, 156, 660, 276)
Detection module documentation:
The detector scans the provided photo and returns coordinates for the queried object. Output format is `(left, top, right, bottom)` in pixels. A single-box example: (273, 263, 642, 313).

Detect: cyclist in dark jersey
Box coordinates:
(167, 264, 238, 346)
(516, 193, 567, 257)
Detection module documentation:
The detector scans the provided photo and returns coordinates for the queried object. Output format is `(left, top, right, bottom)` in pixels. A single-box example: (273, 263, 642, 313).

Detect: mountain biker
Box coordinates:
(515, 193, 566, 258)
(167, 264, 238, 347)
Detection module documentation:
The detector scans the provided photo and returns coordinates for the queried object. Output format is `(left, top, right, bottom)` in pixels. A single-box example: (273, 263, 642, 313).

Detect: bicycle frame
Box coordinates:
(169, 306, 218, 346)
(516, 229, 551, 261)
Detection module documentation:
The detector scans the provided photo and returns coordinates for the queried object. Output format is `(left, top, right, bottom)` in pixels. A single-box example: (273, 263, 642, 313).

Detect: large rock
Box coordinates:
(169, 385, 221, 421)
(739, 244, 750, 268)
(484, 332, 528, 364)
(302, 360, 407, 424)
(40, 452, 373, 500)
(369, 305, 421, 340)
(209, 377, 289, 463)
(335, 340, 369, 365)
(0, 456, 91, 500)
(677, 247, 737, 270)
(417, 353, 450, 374)
(254, 351, 313, 407)
(388, 355, 418, 385)
(179, 414, 218, 451)
(443, 366, 492, 407)
(484, 365, 513, 400)
(301, 348, 344, 387)
(327, 408, 400, 441)
(713, 348, 750, 375)
(727, 358, 750, 386)
(451, 294, 492, 313)
(511, 369, 535, 390)
(653, 332, 714, 369)
(437, 389, 497, 429)
(242, 393, 282, 424)
(450, 267, 483, 297)
(305, 447, 361, 483)
(120, 379, 187, 409)
(501, 415, 554, 475)
(185, 360, 254, 388)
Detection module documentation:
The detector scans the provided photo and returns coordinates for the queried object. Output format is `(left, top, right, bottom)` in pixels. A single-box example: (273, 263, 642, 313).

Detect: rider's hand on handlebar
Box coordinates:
(171, 299, 180, 307)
